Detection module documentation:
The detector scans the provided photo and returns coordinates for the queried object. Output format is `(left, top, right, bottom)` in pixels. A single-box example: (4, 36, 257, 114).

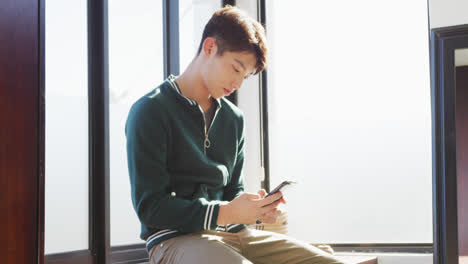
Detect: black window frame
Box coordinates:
(430, 23, 468, 264)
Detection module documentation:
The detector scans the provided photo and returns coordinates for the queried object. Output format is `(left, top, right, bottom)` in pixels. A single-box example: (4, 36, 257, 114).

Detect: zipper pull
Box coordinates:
(204, 136, 211, 149)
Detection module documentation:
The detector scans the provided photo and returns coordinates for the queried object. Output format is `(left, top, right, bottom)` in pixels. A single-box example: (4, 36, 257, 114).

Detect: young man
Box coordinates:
(126, 5, 349, 264)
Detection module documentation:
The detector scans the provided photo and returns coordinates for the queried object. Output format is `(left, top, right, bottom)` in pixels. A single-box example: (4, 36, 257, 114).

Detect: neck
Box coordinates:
(175, 58, 213, 111)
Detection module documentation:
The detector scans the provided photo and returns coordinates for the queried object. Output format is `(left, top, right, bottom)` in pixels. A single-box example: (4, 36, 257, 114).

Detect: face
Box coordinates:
(200, 38, 257, 99)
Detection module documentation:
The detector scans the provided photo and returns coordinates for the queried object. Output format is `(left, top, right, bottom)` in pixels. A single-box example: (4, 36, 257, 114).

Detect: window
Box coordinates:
(179, 0, 221, 72)
(109, 0, 164, 246)
(266, 0, 432, 244)
(45, 0, 89, 254)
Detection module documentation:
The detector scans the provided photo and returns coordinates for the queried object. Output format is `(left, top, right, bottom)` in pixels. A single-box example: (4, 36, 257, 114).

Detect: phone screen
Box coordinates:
(264, 180, 297, 198)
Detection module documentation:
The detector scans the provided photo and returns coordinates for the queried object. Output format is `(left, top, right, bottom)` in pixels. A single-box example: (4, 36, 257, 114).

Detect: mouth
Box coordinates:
(223, 88, 232, 96)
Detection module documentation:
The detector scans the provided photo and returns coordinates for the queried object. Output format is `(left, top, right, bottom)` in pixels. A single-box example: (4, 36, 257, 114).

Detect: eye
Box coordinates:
(232, 65, 240, 73)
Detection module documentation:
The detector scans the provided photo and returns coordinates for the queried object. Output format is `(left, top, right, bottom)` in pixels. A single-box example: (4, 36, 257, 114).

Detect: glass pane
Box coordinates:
(267, 0, 432, 243)
(179, 0, 221, 72)
(45, 0, 89, 254)
(109, 0, 164, 246)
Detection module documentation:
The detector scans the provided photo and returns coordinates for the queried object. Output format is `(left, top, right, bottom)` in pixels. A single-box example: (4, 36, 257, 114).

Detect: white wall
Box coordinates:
(455, 49, 468, 67)
(429, 0, 468, 28)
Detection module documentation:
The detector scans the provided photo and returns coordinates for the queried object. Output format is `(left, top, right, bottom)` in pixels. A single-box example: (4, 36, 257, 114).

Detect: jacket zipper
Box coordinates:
(199, 103, 224, 230)
(198, 104, 220, 155)
(167, 77, 221, 154)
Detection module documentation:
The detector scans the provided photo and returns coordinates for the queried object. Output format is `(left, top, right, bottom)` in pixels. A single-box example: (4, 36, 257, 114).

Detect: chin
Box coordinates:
(210, 90, 223, 99)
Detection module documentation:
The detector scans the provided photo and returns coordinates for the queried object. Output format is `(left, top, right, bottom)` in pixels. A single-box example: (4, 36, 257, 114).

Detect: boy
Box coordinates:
(126, 5, 349, 264)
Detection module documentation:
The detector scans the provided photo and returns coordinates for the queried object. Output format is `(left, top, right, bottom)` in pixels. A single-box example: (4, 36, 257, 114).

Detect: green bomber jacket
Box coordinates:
(125, 75, 246, 252)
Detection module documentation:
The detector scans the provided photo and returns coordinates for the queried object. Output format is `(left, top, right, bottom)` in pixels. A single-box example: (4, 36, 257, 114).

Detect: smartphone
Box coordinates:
(264, 180, 297, 198)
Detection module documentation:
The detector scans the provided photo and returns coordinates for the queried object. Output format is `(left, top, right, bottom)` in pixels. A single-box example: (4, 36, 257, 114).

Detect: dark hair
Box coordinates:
(197, 5, 268, 75)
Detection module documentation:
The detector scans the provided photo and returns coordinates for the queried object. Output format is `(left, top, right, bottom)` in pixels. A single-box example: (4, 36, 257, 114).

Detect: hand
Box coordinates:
(217, 191, 283, 225)
(256, 189, 286, 224)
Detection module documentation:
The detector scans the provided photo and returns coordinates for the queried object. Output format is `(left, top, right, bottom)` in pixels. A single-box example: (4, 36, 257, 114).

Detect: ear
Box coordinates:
(202, 37, 218, 57)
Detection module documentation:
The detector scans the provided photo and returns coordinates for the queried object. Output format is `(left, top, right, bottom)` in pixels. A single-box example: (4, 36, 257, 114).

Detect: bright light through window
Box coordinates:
(45, 0, 89, 254)
(267, 0, 432, 243)
(109, 0, 164, 246)
(179, 0, 221, 72)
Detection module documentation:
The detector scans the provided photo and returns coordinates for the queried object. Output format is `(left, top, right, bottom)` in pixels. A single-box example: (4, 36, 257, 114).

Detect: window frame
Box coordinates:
(430, 24, 468, 264)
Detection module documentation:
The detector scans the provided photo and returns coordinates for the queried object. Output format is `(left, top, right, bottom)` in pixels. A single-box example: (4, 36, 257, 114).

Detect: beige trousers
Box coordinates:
(149, 228, 350, 264)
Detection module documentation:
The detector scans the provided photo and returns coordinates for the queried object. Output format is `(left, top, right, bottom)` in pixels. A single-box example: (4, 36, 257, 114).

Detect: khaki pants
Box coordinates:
(149, 228, 350, 264)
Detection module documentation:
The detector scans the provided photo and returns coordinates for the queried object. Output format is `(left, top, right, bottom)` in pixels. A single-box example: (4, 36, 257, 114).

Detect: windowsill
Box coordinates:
(334, 253, 377, 264)
(334, 252, 433, 264)
(461, 256, 468, 264)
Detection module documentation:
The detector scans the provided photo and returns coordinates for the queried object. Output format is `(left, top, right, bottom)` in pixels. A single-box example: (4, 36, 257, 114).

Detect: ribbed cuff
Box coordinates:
(203, 203, 220, 230)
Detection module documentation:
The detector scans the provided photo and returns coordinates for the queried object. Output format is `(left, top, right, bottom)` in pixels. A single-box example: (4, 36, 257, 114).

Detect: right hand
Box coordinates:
(256, 189, 286, 224)
(218, 192, 283, 225)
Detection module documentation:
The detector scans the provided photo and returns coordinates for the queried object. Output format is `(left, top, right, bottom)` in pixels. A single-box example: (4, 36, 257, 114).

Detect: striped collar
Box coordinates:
(167, 74, 221, 109)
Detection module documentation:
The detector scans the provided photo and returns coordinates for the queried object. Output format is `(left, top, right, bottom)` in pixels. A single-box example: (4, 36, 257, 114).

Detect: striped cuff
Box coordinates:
(146, 229, 178, 247)
(216, 224, 245, 233)
(203, 203, 220, 230)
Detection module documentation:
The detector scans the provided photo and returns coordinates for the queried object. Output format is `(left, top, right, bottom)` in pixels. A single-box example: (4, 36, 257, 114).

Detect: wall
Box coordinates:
(455, 49, 468, 67)
(429, 0, 468, 28)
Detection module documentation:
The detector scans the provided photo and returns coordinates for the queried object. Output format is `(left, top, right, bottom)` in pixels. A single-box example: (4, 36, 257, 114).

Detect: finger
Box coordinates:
(264, 209, 281, 218)
(257, 212, 269, 223)
(260, 199, 282, 215)
(257, 189, 267, 198)
(263, 208, 274, 215)
(279, 196, 287, 204)
(259, 211, 281, 224)
(258, 192, 283, 207)
(245, 192, 261, 200)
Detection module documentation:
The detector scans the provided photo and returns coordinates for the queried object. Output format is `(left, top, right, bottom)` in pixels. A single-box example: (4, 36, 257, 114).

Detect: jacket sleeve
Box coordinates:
(125, 101, 223, 233)
(223, 115, 245, 201)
